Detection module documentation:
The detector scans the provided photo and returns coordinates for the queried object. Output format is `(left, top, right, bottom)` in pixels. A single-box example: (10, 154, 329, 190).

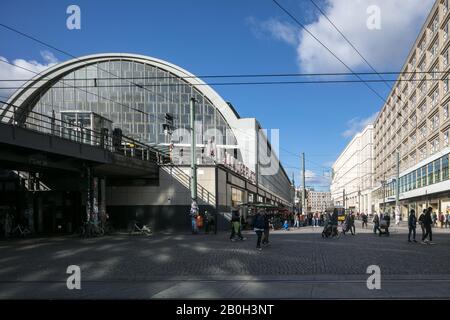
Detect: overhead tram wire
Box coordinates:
(1, 70, 450, 82)
(308, 0, 392, 91)
(307, 0, 410, 123)
(271, 0, 388, 104)
(1, 75, 450, 90)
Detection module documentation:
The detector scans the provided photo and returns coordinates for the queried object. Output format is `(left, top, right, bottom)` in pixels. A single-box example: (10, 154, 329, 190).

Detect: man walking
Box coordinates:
(361, 212, 368, 228)
(418, 209, 426, 238)
(422, 207, 434, 244)
(253, 210, 265, 251)
(408, 209, 417, 243)
(372, 213, 381, 235)
(262, 212, 270, 246)
(230, 209, 244, 241)
(445, 212, 450, 228)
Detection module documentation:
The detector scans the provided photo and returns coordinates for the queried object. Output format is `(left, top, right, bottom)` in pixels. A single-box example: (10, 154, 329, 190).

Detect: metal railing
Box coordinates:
(1, 102, 169, 164)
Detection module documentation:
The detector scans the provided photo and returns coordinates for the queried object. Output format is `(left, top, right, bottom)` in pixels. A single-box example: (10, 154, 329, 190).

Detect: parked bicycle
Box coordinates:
(10, 224, 31, 238)
(128, 220, 152, 236)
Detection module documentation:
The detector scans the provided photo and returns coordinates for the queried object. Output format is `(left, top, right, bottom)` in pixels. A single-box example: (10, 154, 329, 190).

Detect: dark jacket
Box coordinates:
(423, 212, 433, 226)
(231, 211, 240, 222)
(408, 213, 417, 228)
(253, 214, 265, 230)
(418, 213, 425, 224)
(263, 215, 270, 229)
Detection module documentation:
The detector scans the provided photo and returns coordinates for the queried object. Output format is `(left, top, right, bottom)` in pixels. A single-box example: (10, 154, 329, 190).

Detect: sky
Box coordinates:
(0, 0, 435, 190)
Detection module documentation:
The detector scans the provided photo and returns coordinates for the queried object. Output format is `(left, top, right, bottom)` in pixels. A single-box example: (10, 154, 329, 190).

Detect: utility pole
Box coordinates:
(292, 173, 295, 214)
(301, 152, 306, 214)
(190, 97, 197, 203)
(358, 187, 361, 213)
(395, 151, 400, 218)
(343, 188, 345, 209)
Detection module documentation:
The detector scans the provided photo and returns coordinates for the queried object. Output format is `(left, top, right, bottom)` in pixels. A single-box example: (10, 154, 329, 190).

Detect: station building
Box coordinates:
(1, 53, 293, 232)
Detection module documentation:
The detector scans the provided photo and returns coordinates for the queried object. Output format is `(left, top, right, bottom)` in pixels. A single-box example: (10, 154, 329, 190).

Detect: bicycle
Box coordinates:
(128, 220, 152, 236)
(10, 224, 31, 238)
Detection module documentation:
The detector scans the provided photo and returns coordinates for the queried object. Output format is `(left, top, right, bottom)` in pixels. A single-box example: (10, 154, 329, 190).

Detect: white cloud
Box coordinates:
(246, 16, 299, 46)
(305, 169, 330, 186)
(250, 0, 434, 73)
(342, 111, 378, 138)
(0, 51, 58, 98)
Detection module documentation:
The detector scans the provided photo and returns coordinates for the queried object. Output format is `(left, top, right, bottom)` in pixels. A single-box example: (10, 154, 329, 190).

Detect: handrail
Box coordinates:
(0, 100, 169, 164)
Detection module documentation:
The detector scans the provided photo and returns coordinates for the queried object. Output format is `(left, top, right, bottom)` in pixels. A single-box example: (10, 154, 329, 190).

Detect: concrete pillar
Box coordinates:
(93, 176, 99, 222)
(100, 178, 106, 218)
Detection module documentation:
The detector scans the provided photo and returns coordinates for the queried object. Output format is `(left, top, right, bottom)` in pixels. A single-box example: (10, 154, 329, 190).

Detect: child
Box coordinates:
(282, 220, 289, 231)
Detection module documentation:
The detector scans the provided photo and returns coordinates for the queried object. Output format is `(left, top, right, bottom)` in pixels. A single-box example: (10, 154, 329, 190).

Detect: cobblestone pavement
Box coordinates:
(1, 223, 450, 299)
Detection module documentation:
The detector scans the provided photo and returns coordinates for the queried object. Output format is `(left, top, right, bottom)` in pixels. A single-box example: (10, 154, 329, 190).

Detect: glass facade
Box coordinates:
(388, 153, 450, 196)
(26, 59, 240, 162)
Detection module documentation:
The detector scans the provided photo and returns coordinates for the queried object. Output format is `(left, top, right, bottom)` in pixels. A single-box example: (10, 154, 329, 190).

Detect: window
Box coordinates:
(444, 104, 449, 120)
(431, 41, 439, 59)
(433, 17, 439, 34)
(417, 168, 422, 188)
(445, 0, 449, 14)
(444, 50, 449, 67)
(434, 158, 441, 183)
(419, 103, 427, 118)
(431, 137, 440, 154)
(422, 165, 428, 186)
(444, 78, 449, 94)
(420, 145, 427, 160)
(420, 125, 427, 139)
(445, 23, 449, 41)
(432, 113, 440, 129)
(431, 89, 439, 106)
(445, 130, 449, 147)
(443, 154, 449, 181)
(428, 162, 434, 185)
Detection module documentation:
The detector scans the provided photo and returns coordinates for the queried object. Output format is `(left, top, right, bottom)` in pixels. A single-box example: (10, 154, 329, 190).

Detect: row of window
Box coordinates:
(383, 154, 449, 198)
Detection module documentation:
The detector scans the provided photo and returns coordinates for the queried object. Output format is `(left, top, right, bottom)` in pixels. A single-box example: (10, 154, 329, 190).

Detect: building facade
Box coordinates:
(307, 190, 332, 213)
(331, 124, 374, 214)
(373, 0, 450, 219)
(1, 53, 294, 232)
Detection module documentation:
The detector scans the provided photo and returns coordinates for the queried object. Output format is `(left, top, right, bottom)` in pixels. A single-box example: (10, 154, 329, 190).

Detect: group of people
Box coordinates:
(228, 208, 271, 251)
(407, 207, 435, 244)
(189, 202, 215, 235)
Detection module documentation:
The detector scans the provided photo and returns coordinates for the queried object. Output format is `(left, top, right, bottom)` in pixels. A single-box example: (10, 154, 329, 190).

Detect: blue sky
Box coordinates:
(0, 0, 435, 190)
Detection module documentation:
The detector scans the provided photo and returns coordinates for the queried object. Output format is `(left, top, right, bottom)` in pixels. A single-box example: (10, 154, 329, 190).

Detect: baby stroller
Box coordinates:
(322, 221, 338, 238)
(379, 216, 390, 236)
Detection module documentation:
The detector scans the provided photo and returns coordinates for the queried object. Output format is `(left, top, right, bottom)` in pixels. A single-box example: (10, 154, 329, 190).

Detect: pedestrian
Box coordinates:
(446, 212, 450, 228)
(362, 212, 368, 228)
(229, 209, 244, 241)
(282, 220, 289, 231)
(204, 210, 211, 234)
(408, 209, 417, 243)
(372, 213, 381, 235)
(439, 212, 445, 228)
(262, 212, 270, 246)
(253, 210, 265, 251)
(294, 213, 300, 228)
(432, 211, 438, 227)
(422, 207, 434, 244)
(418, 209, 426, 237)
(349, 212, 356, 235)
(190, 202, 198, 234)
(196, 213, 204, 233)
(395, 207, 401, 226)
